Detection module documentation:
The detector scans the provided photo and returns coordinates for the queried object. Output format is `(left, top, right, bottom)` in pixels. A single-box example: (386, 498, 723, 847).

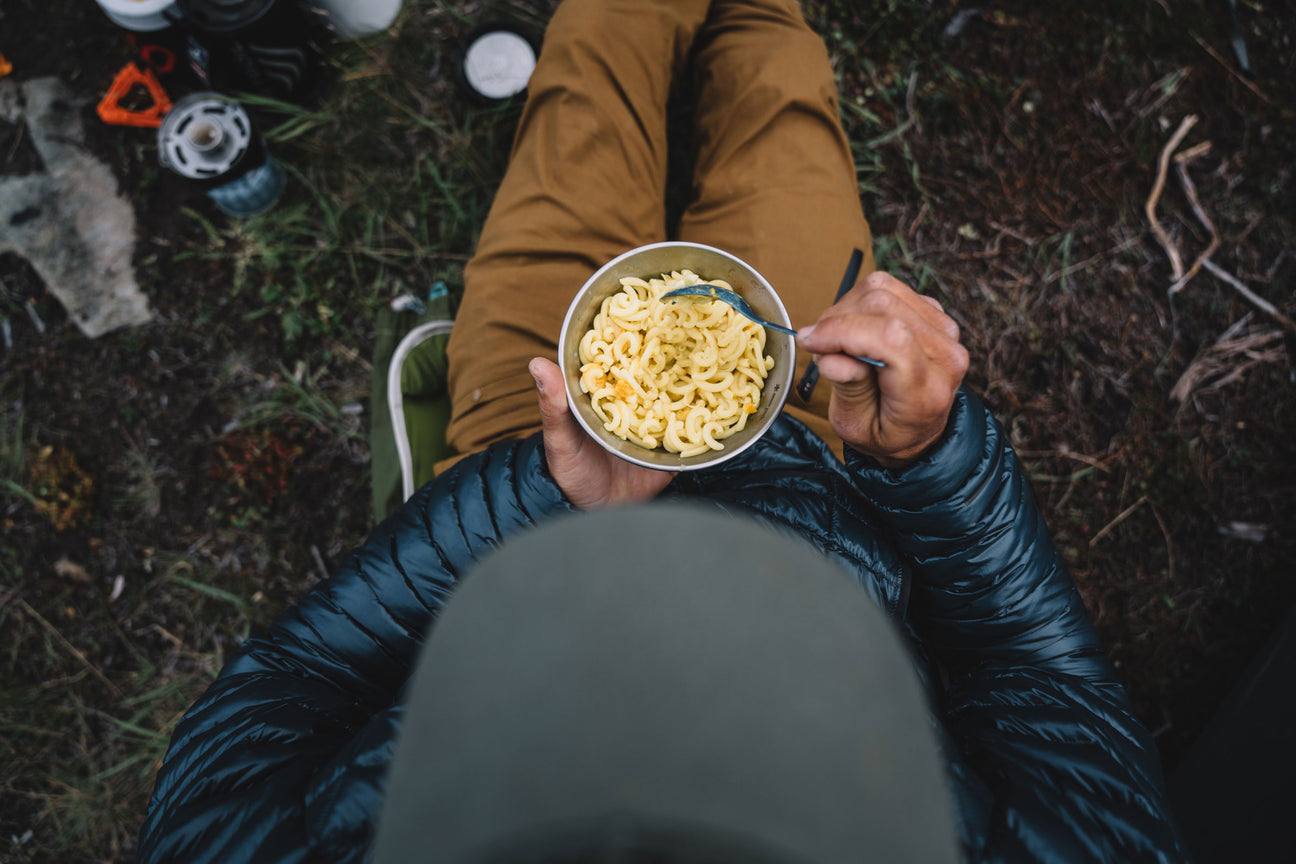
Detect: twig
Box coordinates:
(1137, 68, 1189, 120)
(1043, 235, 1143, 286)
(1191, 33, 1271, 104)
(1149, 501, 1176, 585)
(15, 597, 124, 698)
(1017, 446, 1118, 472)
(1202, 259, 1296, 333)
(1090, 495, 1149, 548)
(905, 69, 922, 136)
(1145, 115, 1197, 284)
(1262, 250, 1287, 283)
(1167, 141, 1219, 295)
(310, 544, 331, 583)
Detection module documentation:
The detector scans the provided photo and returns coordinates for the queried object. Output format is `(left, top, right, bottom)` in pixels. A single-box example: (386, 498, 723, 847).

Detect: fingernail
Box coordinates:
(798, 324, 816, 340)
(528, 358, 545, 393)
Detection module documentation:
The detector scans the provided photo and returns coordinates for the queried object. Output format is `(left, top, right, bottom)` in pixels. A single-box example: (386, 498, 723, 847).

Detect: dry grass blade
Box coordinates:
(13, 597, 124, 698)
(1090, 495, 1150, 548)
(1171, 317, 1289, 402)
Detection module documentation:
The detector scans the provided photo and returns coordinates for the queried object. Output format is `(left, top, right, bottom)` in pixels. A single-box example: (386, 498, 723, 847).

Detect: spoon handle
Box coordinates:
(842, 352, 887, 369)
(753, 318, 887, 368)
(794, 249, 888, 395)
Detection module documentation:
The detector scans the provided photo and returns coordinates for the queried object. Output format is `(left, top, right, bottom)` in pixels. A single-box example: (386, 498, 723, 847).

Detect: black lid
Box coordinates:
(176, 0, 277, 33)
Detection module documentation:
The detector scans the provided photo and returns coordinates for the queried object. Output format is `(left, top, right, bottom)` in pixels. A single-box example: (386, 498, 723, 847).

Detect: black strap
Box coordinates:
(795, 247, 864, 402)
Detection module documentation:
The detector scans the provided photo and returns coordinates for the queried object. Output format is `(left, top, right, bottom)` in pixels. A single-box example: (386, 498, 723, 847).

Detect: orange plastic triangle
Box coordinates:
(97, 63, 173, 129)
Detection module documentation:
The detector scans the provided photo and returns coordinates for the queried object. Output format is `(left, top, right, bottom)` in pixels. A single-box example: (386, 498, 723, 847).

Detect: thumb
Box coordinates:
(529, 357, 586, 459)
(528, 357, 568, 421)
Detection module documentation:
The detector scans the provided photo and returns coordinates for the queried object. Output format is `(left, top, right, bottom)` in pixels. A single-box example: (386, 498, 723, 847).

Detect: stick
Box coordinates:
(1145, 115, 1197, 284)
(1168, 141, 1219, 294)
(1090, 495, 1149, 548)
(1202, 259, 1296, 333)
(1191, 33, 1270, 104)
(15, 597, 123, 698)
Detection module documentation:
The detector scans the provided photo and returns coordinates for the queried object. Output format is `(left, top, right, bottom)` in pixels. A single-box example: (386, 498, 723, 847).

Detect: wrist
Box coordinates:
(846, 388, 979, 494)
(858, 432, 945, 472)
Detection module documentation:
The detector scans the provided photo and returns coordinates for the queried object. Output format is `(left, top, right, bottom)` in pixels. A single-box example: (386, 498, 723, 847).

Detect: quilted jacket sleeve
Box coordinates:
(849, 388, 1188, 863)
(137, 437, 572, 864)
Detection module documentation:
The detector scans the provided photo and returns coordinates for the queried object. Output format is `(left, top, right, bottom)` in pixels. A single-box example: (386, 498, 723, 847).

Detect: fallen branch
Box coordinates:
(1145, 115, 1197, 284)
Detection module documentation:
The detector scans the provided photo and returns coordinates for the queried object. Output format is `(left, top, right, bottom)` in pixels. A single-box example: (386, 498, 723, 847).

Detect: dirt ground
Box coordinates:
(1, 0, 1294, 860)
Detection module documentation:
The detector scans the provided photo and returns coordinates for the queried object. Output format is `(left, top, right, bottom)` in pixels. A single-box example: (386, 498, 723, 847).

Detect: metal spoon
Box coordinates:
(660, 283, 886, 369)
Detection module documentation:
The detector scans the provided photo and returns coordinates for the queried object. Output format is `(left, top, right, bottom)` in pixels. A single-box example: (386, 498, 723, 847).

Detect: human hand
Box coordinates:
(797, 272, 969, 470)
(528, 357, 677, 509)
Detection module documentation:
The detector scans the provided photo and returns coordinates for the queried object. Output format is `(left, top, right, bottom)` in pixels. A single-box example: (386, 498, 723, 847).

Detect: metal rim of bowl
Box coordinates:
(558, 241, 795, 472)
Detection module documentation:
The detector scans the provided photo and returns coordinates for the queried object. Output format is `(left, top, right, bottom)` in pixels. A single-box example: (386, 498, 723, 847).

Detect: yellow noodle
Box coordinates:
(578, 270, 774, 455)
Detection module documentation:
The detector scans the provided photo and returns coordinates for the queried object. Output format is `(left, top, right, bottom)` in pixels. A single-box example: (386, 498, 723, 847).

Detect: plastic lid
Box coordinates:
(462, 29, 536, 101)
(157, 94, 254, 180)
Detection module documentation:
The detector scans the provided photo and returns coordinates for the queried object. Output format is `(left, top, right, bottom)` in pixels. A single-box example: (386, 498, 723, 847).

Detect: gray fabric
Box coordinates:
(374, 504, 958, 864)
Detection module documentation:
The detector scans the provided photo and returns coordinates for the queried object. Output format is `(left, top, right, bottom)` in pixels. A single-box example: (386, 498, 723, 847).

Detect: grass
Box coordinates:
(1, 408, 36, 507)
(170, 39, 520, 348)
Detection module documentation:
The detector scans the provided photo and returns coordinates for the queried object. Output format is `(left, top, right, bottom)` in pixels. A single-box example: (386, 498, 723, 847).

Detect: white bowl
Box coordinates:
(558, 242, 794, 471)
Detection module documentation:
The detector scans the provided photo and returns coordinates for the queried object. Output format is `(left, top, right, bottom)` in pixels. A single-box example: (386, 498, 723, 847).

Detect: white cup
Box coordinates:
(308, 0, 402, 39)
(93, 0, 179, 31)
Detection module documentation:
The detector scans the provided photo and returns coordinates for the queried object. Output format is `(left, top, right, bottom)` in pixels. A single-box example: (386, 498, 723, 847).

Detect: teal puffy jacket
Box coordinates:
(138, 389, 1188, 862)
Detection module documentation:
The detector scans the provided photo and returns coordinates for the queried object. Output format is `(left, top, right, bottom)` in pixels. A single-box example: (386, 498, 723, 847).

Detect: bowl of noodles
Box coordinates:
(558, 241, 795, 471)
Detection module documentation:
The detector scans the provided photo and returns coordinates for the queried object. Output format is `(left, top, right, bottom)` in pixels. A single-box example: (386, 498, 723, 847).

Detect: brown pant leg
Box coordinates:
(439, 0, 714, 471)
(678, 0, 874, 459)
